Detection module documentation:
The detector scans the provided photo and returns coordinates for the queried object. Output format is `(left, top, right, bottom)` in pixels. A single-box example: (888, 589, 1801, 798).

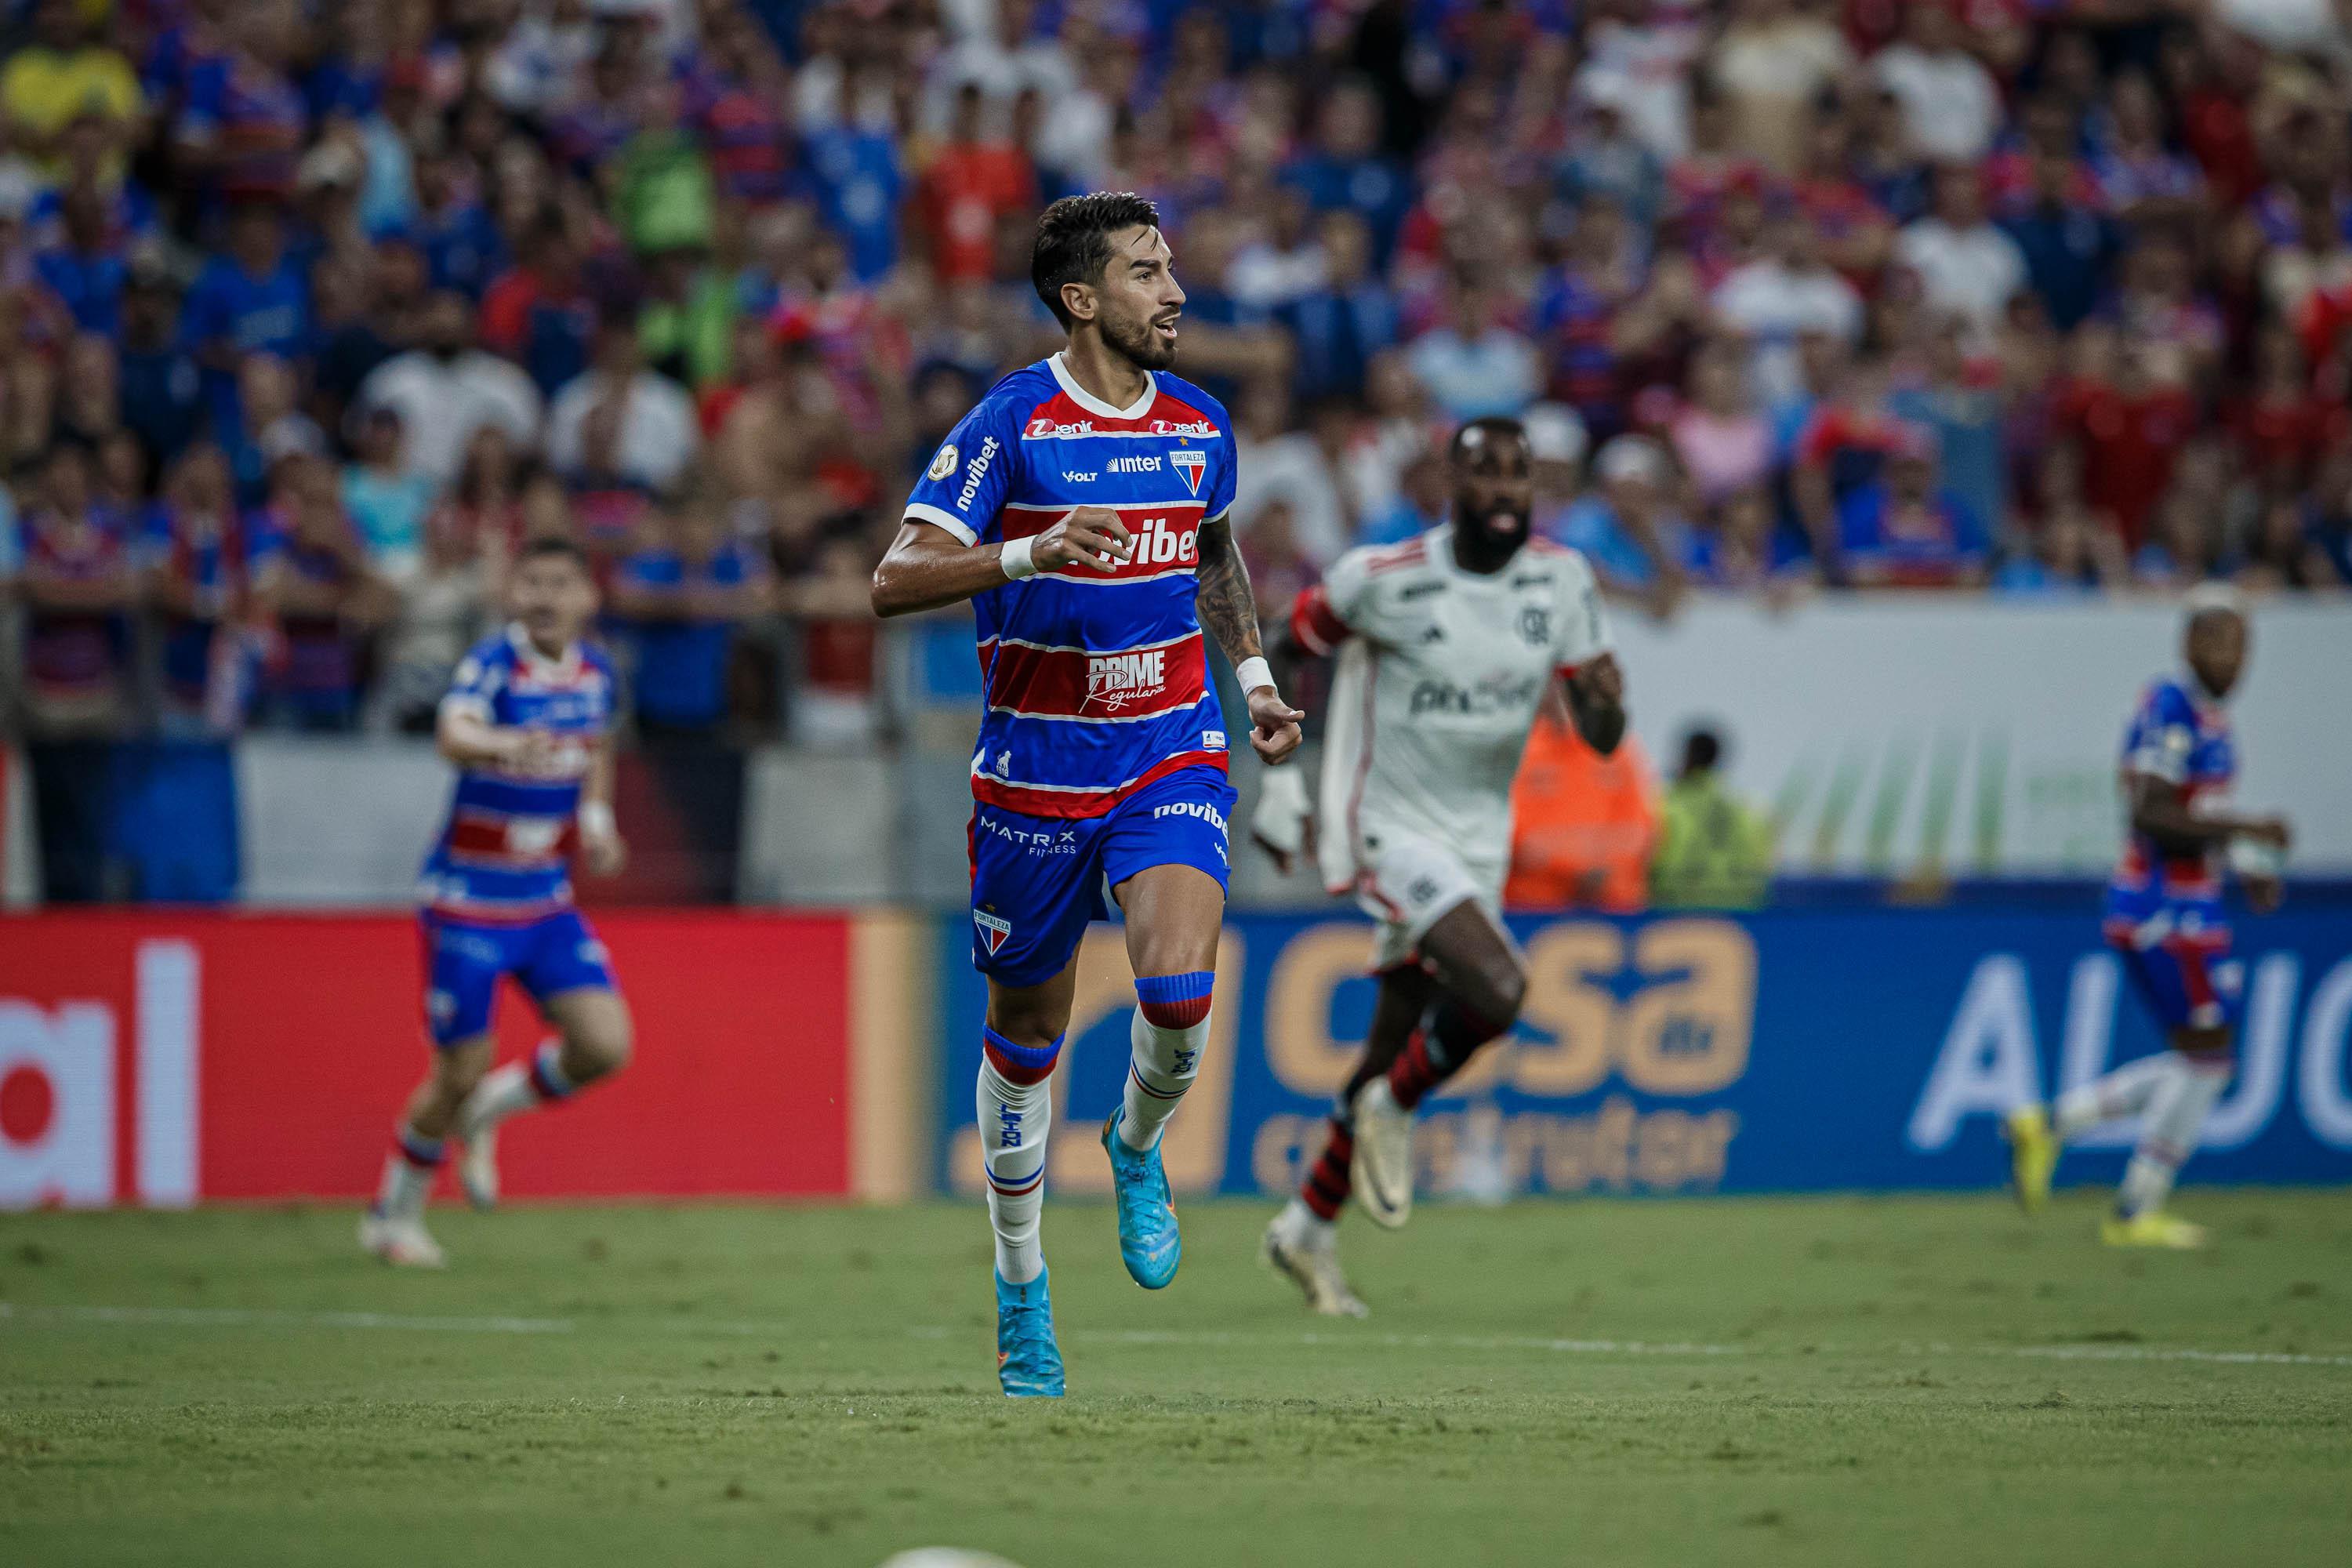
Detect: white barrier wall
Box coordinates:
(1613, 598, 2352, 877)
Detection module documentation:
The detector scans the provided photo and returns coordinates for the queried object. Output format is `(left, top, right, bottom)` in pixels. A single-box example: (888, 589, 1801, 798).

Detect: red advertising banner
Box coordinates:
(0, 911, 860, 1205)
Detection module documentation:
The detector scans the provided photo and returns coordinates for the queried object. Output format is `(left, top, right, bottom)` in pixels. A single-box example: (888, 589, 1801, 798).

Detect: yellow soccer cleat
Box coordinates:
(2100, 1211, 2208, 1250)
(2003, 1105, 2057, 1214)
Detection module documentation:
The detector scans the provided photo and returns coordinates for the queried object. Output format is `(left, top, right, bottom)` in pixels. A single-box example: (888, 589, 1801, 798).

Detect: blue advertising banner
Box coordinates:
(932, 906, 2352, 1200)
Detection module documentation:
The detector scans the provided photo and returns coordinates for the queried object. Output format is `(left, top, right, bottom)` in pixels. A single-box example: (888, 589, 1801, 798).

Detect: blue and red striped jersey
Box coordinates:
(417, 626, 616, 922)
(2111, 673, 2235, 909)
(903, 353, 1239, 818)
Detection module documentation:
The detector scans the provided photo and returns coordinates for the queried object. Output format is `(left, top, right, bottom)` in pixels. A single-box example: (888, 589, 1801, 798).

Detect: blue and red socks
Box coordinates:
(978, 1025, 1062, 1284)
(1120, 971, 1213, 1152)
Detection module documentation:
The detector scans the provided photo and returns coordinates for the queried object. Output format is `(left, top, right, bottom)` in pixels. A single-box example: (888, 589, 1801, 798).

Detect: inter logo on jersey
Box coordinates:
(974, 909, 1013, 954)
(1171, 448, 1206, 495)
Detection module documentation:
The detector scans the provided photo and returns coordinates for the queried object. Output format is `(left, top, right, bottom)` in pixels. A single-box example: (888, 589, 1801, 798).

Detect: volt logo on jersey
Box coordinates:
(975, 909, 1013, 954)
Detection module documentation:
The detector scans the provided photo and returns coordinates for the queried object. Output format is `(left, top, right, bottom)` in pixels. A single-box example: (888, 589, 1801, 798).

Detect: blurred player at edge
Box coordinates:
(871, 193, 1304, 1396)
(360, 536, 634, 1267)
(1250, 418, 1627, 1315)
(2004, 586, 2291, 1248)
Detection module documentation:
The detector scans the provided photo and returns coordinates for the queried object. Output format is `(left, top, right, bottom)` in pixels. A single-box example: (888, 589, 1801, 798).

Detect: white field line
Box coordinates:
(5, 1301, 2350, 1370)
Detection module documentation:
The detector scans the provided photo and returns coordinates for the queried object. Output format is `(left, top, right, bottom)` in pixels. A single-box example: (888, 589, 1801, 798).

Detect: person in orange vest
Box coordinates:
(1504, 692, 1660, 913)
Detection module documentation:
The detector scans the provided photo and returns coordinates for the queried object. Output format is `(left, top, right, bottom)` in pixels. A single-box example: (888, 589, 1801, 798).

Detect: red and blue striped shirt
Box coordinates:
(903, 354, 1239, 818)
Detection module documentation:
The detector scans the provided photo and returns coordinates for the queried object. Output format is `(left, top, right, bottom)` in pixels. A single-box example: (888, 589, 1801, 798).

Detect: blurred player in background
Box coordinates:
(2005, 586, 2291, 1248)
(1250, 418, 1627, 1315)
(361, 536, 633, 1267)
(871, 194, 1303, 1396)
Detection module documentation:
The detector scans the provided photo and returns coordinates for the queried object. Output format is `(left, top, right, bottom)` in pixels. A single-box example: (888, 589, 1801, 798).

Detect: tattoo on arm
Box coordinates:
(1193, 515, 1265, 666)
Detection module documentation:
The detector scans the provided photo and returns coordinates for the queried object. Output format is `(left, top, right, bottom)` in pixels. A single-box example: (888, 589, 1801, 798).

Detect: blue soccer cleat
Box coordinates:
(995, 1269, 1065, 1398)
(1102, 1109, 1181, 1289)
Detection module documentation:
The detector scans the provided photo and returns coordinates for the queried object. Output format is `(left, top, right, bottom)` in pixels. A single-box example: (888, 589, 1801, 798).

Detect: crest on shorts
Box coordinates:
(927, 443, 960, 481)
(974, 909, 1013, 955)
(1171, 448, 1206, 495)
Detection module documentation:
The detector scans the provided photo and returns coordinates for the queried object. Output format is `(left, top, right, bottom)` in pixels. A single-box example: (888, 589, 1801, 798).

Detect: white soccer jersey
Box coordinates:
(1293, 524, 1613, 898)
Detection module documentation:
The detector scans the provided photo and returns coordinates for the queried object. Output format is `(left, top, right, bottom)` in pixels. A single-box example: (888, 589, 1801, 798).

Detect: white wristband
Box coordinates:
(1236, 655, 1275, 695)
(579, 801, 617, 840)
(1000, 535, 1038, 580)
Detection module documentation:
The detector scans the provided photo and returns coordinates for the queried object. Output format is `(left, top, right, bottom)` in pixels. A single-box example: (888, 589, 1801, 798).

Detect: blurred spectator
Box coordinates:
(1283, 210, 1400, 405)
(2237, 496, 2344, 592)
(1230, 379, 1348, 571)
(1872, 2, 1999, 164)
(1505, 701, 1659, 913)
(118, 255, 203, 466)
(1889, 318, 2007, 541)
(546, 306, 700, 494)
(1837, 425, 1992, 588)
(357, 291, 543, 489)
(1897, 165, 2027, 345)
(1407, 273, 1541, 421)
(249, 456, 394, 731)
(608, 492, 763, 736)
(1710, 0, 1852, 176)
(32, 183, 126, 338)
(1649, 726, 1773, 909)
(183, 204, 309, 437)
(0, 0, 140, 181)
(1669, 340, 1771, 506)
(1558, 434, 1690, 608)
(1714, 211, 1864, 408)
(16, 442, 135, 735)
(341, 405, 435, 578)
(479, 212, 600, 397)
(140, 444, 249, 734)
(920, 84, 1038, 286)
(379, 504, 492, 733)
(223, 353, 323, 510)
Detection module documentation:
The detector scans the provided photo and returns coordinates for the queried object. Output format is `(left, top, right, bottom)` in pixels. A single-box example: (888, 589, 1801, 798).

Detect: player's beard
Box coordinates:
(1103, 307, 1179, 372)
(1455, 503, 1528, 572)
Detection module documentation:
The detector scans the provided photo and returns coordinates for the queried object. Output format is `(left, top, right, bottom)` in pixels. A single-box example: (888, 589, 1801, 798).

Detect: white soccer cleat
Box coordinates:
(1261, 1216, 1369, 1318)
(1349, 1078, 1414, 1230)
(358, 1210, 447, 1269)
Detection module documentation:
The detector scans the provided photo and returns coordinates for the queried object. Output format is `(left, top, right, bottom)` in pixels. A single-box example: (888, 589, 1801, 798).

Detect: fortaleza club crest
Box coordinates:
(1170, 448, 1206, 495)
(927, 443, 959, 481)
(973, 909, 1012, 954)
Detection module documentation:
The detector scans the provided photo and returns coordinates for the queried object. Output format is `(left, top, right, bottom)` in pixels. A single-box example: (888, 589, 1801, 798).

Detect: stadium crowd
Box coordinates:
(2, 0, 2350, 742)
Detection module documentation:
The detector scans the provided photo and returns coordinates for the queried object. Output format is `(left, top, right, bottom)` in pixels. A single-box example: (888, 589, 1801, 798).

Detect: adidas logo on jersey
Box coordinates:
(1087, 648, 1167, 710)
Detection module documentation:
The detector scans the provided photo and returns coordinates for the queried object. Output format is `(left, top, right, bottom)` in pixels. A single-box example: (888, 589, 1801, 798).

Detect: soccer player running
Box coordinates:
(2005, 586, 2290, 1248)
(1250, 418, 1627, 1315)
(871, 194, 1303, 1397)
(361, 537, 634, 1267)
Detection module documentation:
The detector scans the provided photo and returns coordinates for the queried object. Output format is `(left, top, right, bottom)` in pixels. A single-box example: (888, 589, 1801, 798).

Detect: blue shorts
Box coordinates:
(968, 764, 1236, 988)
(2106, 906, 2241, 1033)
(419, 908, 618, 1047)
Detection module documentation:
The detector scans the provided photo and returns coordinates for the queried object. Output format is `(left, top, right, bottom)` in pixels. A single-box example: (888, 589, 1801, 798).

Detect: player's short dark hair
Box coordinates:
(1032, 192, 1161, 329)
(516, 535, 590, 574)
(1449, 416, 1528, 463)
(1681, 725, 1724, 776)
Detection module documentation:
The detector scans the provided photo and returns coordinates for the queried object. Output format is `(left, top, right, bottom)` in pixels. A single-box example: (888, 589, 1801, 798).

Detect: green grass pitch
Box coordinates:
(3, 1193, 2349, 1566)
